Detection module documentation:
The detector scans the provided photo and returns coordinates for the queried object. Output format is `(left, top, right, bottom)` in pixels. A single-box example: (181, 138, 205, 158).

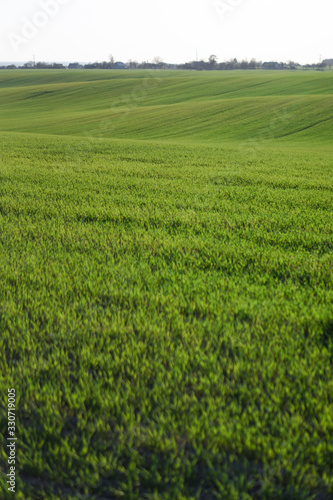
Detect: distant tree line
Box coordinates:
(0, 62, 66, 70)
(1, 56, 333, 71)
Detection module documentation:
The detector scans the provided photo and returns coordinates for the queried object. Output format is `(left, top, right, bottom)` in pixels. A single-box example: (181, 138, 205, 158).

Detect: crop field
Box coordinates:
(0, 69, 332, 499)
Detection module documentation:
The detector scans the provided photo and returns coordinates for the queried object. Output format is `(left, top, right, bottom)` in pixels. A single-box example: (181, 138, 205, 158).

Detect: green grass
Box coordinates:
(0, 70, 332, 144)
(0, 70, 332, 499)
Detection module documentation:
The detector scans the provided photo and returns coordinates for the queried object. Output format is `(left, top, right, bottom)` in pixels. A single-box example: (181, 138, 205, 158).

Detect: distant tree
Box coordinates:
(127, 59, 138, 69)
(191, 60, 207, 70)
(84, 62, 101, 69)
(24, 61, 35, 69)
(178, 62, 193, 70)
(151, 56, 166, 69)
(322, 58, 333, 68)
(68, 62, 82, 69)
(109, 54, 115, 65)
(287, 60, 298, 69)
(222, 58, 237, 70)
(208, 54, 217, 69)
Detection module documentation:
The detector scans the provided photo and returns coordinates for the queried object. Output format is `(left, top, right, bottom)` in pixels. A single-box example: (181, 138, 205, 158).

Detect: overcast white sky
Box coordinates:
(1, 0, 332, 64)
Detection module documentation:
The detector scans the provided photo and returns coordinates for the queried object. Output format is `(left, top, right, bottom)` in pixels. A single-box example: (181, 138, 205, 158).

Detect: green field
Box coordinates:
(0, 69, 332, 499)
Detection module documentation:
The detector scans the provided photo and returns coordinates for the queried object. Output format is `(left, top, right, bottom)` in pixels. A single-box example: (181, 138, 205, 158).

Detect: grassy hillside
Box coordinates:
(0, 70, 332, 144)
(0, 70, 332, 499)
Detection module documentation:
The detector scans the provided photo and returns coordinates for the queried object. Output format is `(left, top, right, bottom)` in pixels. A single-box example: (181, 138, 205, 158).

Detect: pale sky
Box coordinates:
(1, 0, 332, 65)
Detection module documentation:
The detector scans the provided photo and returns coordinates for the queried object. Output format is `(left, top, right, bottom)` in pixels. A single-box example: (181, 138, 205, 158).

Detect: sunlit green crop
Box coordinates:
(0, 70, 332, 499)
